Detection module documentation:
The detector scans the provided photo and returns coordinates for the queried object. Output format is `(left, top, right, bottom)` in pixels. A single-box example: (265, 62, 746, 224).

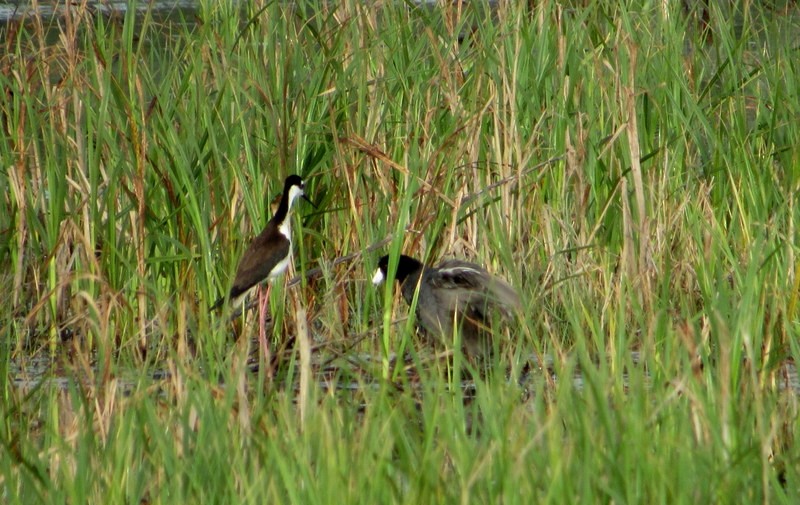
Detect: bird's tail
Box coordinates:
(488, 277, 521, 311)
(209, 296, 226, 312)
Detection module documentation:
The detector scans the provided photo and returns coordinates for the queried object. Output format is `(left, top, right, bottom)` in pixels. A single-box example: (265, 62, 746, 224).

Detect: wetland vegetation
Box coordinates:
(2, 0, 800, 502)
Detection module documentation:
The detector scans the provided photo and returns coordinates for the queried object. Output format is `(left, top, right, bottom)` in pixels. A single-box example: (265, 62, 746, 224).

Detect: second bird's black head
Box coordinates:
(373, 254, 424, 286)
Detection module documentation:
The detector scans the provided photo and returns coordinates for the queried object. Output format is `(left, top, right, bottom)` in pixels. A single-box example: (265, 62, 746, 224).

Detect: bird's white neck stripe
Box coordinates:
(278, 219, 292, 241)
(287, 185, 304, 209)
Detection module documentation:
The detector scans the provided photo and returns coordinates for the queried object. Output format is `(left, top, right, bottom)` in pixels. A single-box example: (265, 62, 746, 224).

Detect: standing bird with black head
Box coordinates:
(372, 254, 520, 360)
(211, 175, 313, 346)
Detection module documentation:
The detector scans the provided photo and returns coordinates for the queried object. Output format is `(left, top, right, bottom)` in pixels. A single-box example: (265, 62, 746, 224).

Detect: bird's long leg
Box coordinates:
(258, 283, 273, 380)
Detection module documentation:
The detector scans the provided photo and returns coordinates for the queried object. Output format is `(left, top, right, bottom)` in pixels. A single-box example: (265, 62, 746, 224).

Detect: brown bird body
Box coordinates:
(210, 175, 310, 311)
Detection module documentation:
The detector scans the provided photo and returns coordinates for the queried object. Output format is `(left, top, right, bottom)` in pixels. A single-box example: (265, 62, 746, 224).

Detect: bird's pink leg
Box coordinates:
(257, 284, 273, 379)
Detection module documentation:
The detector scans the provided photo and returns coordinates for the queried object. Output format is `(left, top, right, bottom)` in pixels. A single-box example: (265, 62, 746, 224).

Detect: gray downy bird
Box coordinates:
(372, 254, 521, 359)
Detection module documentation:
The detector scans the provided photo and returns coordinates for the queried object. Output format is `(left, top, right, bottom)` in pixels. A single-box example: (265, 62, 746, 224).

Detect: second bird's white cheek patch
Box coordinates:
(372, 269, 385, 285)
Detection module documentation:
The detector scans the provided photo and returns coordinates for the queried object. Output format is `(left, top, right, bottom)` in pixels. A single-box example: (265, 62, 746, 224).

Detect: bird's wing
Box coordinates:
(228, 232, 290, 299)
(431, 259, 521, 311)
(429, 260, 490, 290)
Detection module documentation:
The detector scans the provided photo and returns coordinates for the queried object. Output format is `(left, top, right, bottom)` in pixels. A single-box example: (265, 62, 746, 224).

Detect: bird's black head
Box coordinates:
(373, 254, 424, 285)
(282, 174, 315, 208)
(284, 174, 305, 192)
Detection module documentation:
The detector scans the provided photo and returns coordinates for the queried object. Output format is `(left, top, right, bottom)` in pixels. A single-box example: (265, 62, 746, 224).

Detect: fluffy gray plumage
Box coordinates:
(374, 254, 521, 358)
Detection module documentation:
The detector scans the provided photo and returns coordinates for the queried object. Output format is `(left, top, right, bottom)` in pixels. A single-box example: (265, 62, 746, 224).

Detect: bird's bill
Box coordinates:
(302, 193, 317, 208)
(371, 268, 385, 286)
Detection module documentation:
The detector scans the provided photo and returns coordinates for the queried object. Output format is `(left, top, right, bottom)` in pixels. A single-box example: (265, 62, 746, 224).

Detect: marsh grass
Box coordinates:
(2, 0, 800, 502)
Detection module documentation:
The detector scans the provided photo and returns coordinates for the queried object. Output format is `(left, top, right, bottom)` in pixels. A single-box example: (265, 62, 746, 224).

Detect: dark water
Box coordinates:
(0, 0, 452, 24)
(9, 350, 800, 399)
(0, 1, 197, 23)
(1, 1, 486, 25)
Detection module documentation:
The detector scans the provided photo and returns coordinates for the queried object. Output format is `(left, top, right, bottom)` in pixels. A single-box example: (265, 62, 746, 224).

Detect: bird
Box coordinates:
(210, 174, 313, 312)
(372, 254, 521, 359)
